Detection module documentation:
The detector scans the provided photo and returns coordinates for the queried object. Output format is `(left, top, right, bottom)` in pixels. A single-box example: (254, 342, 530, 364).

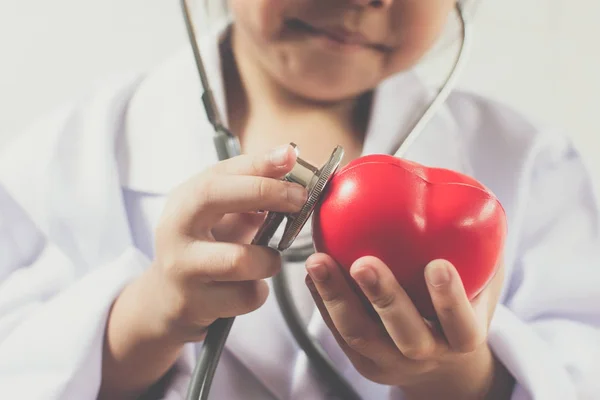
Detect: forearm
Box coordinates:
(98, 272, 186, 400)
(401, 346, 515, 400)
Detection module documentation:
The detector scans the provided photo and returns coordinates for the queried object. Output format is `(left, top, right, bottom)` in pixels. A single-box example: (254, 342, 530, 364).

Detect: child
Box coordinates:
(0, 1, 598, 399)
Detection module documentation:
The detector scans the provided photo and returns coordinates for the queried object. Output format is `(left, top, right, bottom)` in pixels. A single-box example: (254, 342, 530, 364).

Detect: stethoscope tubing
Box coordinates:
(181, 2, 472, 399)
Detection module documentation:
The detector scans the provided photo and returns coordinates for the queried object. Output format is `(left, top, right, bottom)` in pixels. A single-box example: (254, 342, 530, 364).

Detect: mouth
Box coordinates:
(286, 19, 392, 53)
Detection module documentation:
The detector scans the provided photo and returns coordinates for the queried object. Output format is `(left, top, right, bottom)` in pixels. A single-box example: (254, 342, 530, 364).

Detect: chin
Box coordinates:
(296, 87, 366, 103)
(289, 83, 364, 103)
(276, 71, 378, 104)
(264, 47, 384, 103)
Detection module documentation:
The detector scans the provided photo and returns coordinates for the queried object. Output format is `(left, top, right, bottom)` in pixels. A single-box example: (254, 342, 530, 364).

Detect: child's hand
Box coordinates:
(147, 144, 308, 341)
(100, 145, 307, 397)
(305, 254, 511, 399)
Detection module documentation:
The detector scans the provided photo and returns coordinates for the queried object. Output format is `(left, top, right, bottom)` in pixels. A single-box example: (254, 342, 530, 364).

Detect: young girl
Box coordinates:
(1, 1, 598, 399)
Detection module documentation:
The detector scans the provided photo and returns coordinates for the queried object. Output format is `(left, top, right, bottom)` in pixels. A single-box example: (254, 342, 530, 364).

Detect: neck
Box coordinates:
(222, 24, 372, 143)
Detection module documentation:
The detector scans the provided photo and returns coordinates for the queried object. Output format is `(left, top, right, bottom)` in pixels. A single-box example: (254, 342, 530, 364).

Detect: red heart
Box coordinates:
(312, 154, 507, 318)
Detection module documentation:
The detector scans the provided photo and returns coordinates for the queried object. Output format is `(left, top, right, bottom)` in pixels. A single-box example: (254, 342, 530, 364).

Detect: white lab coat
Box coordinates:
(1, 20, 599, 400)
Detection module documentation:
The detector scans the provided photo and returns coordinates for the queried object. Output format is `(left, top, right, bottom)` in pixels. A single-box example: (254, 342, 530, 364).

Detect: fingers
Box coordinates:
(425, 260, 487, 353)
(153, 144, 303, 340)
(305, 274, 380, 371)
(350, 257, 441, 360)
(206, 280, 271, 319)
(198, 175, 307, 215)
(305, 253, 395, 361)
(210, 144, 297, 178)
(181, 241, 282, 282)
(175, 175, 307, 234)
(161, 144, 307, 236)
(175, 279, 270, 325)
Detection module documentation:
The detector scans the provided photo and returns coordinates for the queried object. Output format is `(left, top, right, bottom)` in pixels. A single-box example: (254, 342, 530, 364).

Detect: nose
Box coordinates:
(352, 0, 392, 8)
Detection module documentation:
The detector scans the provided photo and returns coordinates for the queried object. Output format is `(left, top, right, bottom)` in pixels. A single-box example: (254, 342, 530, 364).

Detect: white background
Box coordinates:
(0, 0, 599, 185)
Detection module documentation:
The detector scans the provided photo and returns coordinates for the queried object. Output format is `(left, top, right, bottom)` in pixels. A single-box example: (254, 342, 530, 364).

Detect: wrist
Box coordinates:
(401, 345, 514, 400)
(111, 267, 186, 348)
(99, 269, 186, 399)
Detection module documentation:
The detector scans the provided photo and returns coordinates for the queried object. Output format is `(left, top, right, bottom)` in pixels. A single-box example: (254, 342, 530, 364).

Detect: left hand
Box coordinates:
(305, 254, 510, 399)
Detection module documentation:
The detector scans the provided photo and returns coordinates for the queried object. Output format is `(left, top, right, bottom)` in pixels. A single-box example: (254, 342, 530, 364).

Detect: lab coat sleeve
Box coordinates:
(0, 183, 150, 399)
(487, 140, 600, 400)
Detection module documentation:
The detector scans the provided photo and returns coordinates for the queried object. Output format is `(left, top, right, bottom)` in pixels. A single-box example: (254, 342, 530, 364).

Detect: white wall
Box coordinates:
(0, 0, 187, 142)
(1, 0, 599, 181)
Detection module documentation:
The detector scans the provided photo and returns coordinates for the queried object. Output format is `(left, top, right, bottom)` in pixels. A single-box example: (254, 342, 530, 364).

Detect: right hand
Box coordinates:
(144, 144, 308, 343)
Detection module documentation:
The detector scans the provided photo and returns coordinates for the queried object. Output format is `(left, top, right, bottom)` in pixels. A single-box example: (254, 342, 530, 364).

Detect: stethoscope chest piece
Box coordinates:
(278, 143, 345, 250)
(251, 143, 344, 250)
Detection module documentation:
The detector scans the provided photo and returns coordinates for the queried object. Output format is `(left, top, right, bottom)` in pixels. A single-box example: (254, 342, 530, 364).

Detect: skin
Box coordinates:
(306, 256, 514, 399)
(227, 0, 456, 103)
(99, 0, 515, 398)
(100, 147, 308, 399)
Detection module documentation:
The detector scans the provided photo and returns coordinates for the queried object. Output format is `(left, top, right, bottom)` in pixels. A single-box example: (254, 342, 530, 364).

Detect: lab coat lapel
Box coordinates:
(116, 52, 221, 195)
(361, 71, 432, 157)
(399, 102, 471, 174)
(117, 18, 232, 196)
(362, 71, 472, 175)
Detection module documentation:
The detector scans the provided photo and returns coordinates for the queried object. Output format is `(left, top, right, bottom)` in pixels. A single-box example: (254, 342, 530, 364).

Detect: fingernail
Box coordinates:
(307, 263, 329, 282)
(287, 185, 308, 207)
(269, 145, 290, 166)
(426, 261, 451, 287)
(355, 266, 378, 289)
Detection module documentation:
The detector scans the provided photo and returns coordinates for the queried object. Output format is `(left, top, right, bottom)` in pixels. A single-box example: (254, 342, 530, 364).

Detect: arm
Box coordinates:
(486, 141, 600, 399)
(383, 137, 600, 400)
(400, 140, 600, 399)
(0, 79, 205, 399)
(98, 267, 187, 400)
(0, 183, 152, 399)
(395, 347, 515, 400)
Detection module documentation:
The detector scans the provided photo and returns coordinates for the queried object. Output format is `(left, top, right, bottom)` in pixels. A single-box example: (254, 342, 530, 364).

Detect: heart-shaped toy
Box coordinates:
(311, 154, 507, 318)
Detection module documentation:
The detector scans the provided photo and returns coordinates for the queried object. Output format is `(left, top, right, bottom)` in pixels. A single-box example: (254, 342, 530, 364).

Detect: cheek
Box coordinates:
(227, 0, 456, 101)
(228, 0, 286, 40)
(390, 2, 456, 67)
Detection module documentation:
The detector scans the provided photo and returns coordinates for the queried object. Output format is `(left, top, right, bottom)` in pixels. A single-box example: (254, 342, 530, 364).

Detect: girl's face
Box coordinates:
(227, 0, 457, 102)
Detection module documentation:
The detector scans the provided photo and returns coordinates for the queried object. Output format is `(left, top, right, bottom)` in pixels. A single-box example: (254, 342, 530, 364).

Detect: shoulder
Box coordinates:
(446, 89, 600, 253)
(0, 71, 145, 228)
(445, 88, 598, 221)
(447, 89, 574, 160)
(0, 71, 144, 169)
(444, 89, 590, 190)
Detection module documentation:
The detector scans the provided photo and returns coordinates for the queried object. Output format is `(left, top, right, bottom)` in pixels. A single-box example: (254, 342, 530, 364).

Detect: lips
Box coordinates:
(318, 27, 369, 46)
(287, 18, 389, 51)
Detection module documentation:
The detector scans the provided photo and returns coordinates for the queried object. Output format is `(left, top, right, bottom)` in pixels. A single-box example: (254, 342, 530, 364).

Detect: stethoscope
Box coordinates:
(180, 1, 472, 399)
